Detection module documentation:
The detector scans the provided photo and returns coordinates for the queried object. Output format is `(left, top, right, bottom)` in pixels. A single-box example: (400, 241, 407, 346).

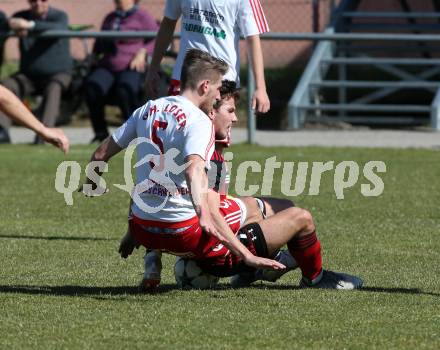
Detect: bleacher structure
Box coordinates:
(288, 0, 440, 129)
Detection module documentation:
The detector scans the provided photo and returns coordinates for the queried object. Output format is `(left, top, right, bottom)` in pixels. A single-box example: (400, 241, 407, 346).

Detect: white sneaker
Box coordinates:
(299, 269, 363, 290)
(231, 250, 298, 287)
(139, 250, 162, 291)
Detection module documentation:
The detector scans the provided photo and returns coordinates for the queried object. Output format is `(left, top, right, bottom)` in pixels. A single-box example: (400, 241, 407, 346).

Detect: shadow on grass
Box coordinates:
(0, 234, 115, 241)
(0, 284, 178, 297)
(359, 286, 440, 297)
(231, 284, 440, 297)
(0, 284, 438, 298)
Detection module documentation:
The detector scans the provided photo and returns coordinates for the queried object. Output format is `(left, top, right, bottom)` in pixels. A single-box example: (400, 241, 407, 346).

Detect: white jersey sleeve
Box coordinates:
(239, 0, 269, 37)
(112, 104, 147, 148)
(182, 116, 215, 163)
(164, 0, 182, 20)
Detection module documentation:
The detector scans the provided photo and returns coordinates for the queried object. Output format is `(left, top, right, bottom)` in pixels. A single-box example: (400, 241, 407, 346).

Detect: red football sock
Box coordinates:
(287, 231, 322, 282)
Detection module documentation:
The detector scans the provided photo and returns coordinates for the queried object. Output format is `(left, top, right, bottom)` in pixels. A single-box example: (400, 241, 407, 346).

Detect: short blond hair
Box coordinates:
(180, 49, 229, 90)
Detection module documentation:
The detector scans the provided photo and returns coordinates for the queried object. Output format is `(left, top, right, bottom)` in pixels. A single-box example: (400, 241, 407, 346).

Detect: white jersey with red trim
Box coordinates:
(112, 95, 215, 223)
(165, 0, 269, 84)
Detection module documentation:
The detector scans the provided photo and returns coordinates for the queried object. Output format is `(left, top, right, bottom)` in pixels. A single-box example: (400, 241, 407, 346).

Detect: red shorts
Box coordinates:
(129, 197, 260, 276)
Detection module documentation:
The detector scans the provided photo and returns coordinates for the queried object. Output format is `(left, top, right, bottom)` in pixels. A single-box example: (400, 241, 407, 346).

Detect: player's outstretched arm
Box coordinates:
(80, 136, 123, 195)
(246, 35, 270, 114)
(0, 85, 69, 153)
(145, 17, 178, 98)
(185, 154, 220, 238)
(90, 136, 123, 163)
(206, 190, 285, 271)
(38, 128, 70, 154)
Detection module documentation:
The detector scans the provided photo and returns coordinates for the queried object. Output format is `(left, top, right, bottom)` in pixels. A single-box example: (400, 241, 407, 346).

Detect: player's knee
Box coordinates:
(300, 209, 315, 233)
(289, 208, 314, 233)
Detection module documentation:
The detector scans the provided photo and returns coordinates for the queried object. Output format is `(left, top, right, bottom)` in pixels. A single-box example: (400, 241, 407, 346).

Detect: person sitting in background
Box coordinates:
(0, 10, 6, 30)
(85, 0, 158, 143)
(0, 11, 8, 143)
(0, 10, 7, 65)
(0, 0, 72, 144)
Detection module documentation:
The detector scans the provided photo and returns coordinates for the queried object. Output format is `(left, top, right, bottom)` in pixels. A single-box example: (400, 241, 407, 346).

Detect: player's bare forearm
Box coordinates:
(185, 155, 223, 242)
(149, 17, 177, 71)
(90, 136, 122, 163)
(146, 17, 177, 98)
(246, 35, 270, 113)
(246, 35, 266, 91)
(0, 85, 46, 136)
(0, 85, 69, 153)
(83, 137, 123, 189)
(185, 155, 210, 216)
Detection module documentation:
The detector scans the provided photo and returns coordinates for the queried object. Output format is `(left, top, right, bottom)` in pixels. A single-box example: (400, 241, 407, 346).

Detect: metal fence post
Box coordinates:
(247, 59, 256, 144)
(430, 88, 440, 130)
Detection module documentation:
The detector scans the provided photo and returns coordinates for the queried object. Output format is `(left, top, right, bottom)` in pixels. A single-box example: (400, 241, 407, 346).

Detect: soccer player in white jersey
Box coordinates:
(146, 0, 270, 113)
(142, 0, 271, 289)
(87, 49, 285, 277)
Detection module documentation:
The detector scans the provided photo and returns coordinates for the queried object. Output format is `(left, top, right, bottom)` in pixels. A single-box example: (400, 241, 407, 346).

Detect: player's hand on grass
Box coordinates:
(78, 177, 109, 196)
(78, 183, 109, 197)
(40, 127, 70, 154)
(252, 88, 270, 114)
(118, 229, 139, 259)
(145, 68, 161, 99)
(244, 254, 286, 271)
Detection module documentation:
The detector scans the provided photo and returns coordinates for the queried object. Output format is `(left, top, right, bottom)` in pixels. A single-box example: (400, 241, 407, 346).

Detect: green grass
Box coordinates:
(0, 144, 439, 349)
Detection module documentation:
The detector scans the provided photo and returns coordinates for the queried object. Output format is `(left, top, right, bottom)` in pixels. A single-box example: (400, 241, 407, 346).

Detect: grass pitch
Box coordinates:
(0, 144, 439, 349)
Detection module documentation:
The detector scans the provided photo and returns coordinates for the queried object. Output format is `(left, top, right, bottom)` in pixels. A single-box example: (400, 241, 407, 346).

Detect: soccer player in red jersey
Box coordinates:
(119, 79, 363, 290)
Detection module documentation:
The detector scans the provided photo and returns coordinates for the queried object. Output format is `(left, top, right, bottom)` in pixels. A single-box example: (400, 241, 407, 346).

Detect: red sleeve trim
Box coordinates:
(205, 124, 215, 160)
(249, 0, 269, 33)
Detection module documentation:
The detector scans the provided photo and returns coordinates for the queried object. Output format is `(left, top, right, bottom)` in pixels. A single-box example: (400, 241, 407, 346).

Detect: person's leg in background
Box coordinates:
(85, 67, 115, 142)
(114, 69, 143, 120)
(34, 72, 71, 144)
(0, 74, 36, 143)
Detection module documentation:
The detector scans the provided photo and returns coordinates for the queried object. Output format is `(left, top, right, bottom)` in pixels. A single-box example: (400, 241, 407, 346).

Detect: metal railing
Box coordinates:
(4, 30, 440, 141)
(7, 30, 440, 42)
